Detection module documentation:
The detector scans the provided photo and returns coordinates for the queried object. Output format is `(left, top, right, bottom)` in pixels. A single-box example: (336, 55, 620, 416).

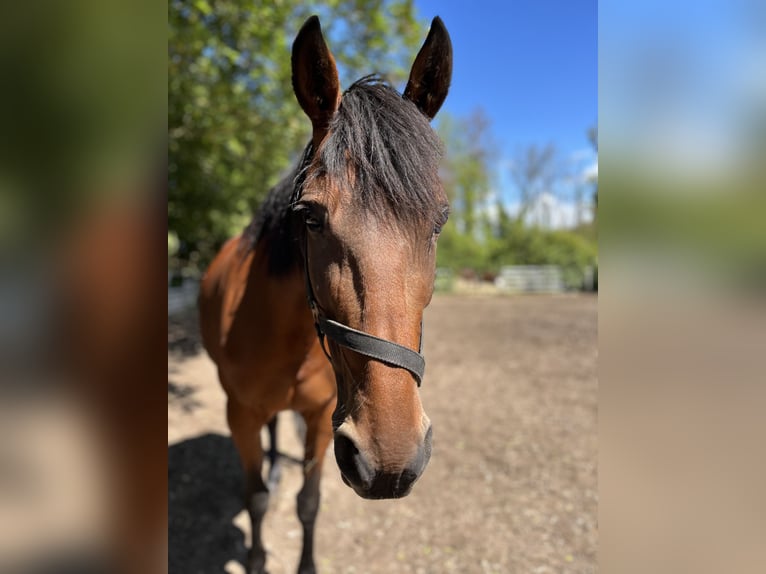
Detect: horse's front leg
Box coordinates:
(227, 398, 271, 574)
(296, 469, 321, 574)
(296, 402, 333, 574)
(266, 415, 282, 492)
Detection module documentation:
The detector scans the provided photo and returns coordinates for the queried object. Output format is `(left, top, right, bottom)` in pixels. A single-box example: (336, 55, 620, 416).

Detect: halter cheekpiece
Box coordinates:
(294, 144, 426, 386)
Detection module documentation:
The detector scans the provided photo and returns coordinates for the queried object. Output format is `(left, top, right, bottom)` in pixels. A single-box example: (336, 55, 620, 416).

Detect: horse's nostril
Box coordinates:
(396, 468, 418, 494)
(396, 427, 432, 494)
(333, 433, 374, 490)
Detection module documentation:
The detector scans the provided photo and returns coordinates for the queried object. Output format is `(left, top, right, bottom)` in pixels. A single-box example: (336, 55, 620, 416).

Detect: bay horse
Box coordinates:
(199, 15, 452, 574)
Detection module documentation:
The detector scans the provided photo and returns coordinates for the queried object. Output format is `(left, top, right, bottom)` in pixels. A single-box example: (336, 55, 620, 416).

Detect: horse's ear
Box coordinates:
(404, 16, 453, 120)
(292, 16, 341, 143)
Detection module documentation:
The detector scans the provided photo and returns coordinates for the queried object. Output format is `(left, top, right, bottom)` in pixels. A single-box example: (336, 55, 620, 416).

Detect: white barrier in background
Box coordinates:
(494, 265, 565, 293)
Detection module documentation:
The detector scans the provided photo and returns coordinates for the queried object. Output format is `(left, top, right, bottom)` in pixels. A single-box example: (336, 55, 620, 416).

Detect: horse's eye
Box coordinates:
(305, 215, 324, 233)
(293, 202, 325, 233)
(433, 206, 450, 237)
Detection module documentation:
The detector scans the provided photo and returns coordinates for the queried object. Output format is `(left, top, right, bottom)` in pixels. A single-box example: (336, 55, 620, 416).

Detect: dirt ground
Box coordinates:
(168, 294, 598, 574)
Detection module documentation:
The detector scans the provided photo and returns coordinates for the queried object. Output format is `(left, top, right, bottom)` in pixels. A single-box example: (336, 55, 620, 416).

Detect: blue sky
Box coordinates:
(414, 0, 598, 208)
(600, 0, 764, 178)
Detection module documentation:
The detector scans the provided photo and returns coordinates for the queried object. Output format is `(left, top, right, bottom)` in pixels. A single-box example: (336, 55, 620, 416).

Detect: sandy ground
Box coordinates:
(168, 294, 598, 574)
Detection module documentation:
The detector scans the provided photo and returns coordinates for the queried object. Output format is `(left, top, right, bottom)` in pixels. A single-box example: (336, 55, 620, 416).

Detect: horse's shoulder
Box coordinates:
(199, 235, 256, 354)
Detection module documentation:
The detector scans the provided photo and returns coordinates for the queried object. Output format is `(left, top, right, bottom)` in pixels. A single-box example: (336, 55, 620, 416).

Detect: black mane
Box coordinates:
(243, 76, 443, 275)
(240, 143, 311, 275)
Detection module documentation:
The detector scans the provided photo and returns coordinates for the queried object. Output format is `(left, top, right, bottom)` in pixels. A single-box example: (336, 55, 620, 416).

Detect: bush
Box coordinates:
(435, 224, 489, 272)
(421, 218, 598, 291)
(489, 221, 598, 290)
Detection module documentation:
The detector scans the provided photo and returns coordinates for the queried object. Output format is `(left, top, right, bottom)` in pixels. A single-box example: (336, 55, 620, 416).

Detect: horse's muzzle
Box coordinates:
(333, 426, 432, 499)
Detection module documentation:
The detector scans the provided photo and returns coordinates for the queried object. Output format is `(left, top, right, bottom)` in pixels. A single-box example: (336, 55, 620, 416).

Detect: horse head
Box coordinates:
(291, 16, 452, 499)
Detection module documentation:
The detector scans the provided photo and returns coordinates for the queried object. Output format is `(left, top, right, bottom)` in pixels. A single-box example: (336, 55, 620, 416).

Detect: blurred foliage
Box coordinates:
(490, 216, 598, 289)
(437, 212, 598, 290)
(168, 0, 424, 266)
(601, 161, 766, 291)
(435, 114, 598, 290)
(437, 111, 495, 238)
(0, 3, 168, 572)
(436, 222, 490, 272)
(0, 0, 164, 250)
(508, 142, 561, 222)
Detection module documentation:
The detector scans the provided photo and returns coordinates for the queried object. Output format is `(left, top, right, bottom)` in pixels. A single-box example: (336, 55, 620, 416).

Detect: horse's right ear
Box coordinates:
(292, 16, 342, 144)
(404, 17, 453, 120)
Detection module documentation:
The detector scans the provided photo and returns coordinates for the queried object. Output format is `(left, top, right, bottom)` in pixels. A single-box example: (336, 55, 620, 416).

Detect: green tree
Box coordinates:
(437, 109, 495, 239)
(434, 109, 498, 273)
(508, 142, 560, 223)
(1, 1, 163, 243)
(589, 123, 598, 213)
(168, 0, 424, 265)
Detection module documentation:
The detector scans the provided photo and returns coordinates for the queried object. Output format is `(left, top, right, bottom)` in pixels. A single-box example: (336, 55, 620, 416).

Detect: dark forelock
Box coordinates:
(307, 76, 444, 226)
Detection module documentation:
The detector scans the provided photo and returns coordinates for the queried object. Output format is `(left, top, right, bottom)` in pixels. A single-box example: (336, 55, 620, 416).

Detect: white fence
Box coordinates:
(494, 265, 566, 293)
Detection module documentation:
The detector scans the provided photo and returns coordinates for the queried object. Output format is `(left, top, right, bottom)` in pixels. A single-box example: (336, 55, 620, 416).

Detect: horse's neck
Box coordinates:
(225, 173, 319, 353)
(245, 236, 316, 340)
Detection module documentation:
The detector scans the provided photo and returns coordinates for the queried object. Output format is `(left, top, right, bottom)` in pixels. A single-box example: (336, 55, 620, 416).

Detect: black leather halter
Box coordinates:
(302, 241, 426, 386)
(292, 142, 425, 385)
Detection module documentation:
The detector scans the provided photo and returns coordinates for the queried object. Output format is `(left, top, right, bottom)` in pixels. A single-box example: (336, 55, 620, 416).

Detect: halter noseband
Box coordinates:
(302, 238, 426, 386)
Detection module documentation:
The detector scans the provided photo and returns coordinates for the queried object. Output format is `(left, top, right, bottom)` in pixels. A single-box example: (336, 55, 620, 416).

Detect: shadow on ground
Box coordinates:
(167, 380, 203, 413)
(168, 433, 246, 574)
(168, 309, 202, 357)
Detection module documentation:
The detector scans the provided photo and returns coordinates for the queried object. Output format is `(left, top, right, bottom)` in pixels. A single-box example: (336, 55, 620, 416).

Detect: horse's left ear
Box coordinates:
(292, 15, 342, 144)
(404, 17, 453, 120)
